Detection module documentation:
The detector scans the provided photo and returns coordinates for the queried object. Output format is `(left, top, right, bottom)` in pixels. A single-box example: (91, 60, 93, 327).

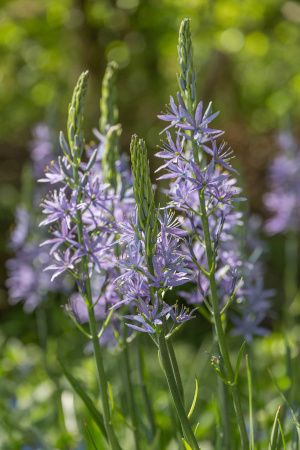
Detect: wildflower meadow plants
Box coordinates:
(7, 18, 300, 450)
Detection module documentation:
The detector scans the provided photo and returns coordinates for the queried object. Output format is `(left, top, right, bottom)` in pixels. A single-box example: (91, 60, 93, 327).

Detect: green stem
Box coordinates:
(212, 328, 231, 450)
(86, 284, 121, 450)
(167, 340, 185, 406)
(73, 163, 121, 450)
(158, 330, 199, 450)
(122, 326, 141, 450)
(198, 189, 248, 448)
(136, 335, 156, 439)
(246, 355, 254, 450)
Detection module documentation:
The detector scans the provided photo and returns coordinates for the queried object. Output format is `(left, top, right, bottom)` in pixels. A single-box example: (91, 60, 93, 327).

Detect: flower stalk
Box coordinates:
(69, 71, 121, 450)
(130, 136, 199, 449)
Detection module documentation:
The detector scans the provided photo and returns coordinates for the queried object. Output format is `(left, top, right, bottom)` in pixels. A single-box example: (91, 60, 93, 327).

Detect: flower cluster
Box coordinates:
(155, 47, 272, 341)
(38, 67, 133, 341)
(264, 131, 300, 235)
(114, 136, 196, 335)
(6, 125, 69, 312)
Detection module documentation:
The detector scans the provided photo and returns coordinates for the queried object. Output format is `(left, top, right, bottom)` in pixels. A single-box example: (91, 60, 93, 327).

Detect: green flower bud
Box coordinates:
(102, 123, 122, 192)
(130, 135, 159, 250)
(67, 71, 89, 157)
(100, 62, 119, 135)
(177, 19, 197, 110)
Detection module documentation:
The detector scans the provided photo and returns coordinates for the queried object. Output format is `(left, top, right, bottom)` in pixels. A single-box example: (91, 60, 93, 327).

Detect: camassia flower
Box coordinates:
(124, 294, 172, 334)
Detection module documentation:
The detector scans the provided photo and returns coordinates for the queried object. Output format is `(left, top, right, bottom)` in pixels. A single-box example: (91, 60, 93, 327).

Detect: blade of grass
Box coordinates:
(234, 342, 246, 385)
(58, 358, 107, 441)
(188, 376, 198, 419)
(278, 417, 287, 450)
(269, 406, 280, 450)
(246, 355, 254, 450)
(83, 418, 99, 450)
(268, 368, 300, 445)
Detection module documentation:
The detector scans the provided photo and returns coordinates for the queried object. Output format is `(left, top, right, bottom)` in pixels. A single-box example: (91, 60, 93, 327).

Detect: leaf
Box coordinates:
(168, 340, 184, 405)
(268, 369, 300, 429)
(57, 358, 107, 441)
(211, 363, 232, 387)
(188, 376, 198, 419)
(108, 381, 114, 419)
(268, 368, 300, 445)
(278, 417, 287, 450)
(182, 438, 193, 450)
(234, 341, 245, 385)
(246, 355, 254, 450)
(269, 406, 280, 450)
(83, 418, 99, 450)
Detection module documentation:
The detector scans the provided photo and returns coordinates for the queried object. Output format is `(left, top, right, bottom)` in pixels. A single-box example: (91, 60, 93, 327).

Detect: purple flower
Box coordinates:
(188, 160, 229, 193)
(211, 182, 246, 205)
(83, 175, 113, 212)
(115, 242, 146, 283)
(156, 158, 191, 184)
(157, 95, 188, 133)
(167, 301, 197, 324)
(9, 208, 30, 251)
(67, 228, 113, 269)
(202, 140, 238, 174)
(159, 210, 188, 238)
(114, 276, 150, 308)
(39, 157, 71, 185)
(40, 219, 76, 254)
(124, 294, 171, 334)
(44, 247, 80, 281)
(147, 256, 191, 288)
(264, 131, 300, 235)
(39, 188, 85, 228)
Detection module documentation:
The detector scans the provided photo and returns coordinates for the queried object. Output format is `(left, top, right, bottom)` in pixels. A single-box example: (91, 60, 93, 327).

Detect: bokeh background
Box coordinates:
(1, 0, 300, 448)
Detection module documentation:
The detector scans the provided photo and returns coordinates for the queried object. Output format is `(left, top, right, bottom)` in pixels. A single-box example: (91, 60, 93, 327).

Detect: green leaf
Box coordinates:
(188, 376, 198, 419)
(83, 418, 99, 450)
(278, 417, 287, 450)
(268, 369, 300, 430)
(108, 381, 115, 418)
(269, 406, 281, 450)
(57, 358, 107, 441)
(246, 355, 254, 450)
(234, 341, 245, 385)
(182, 438, 193, 450)
(211, 363, 232, 387)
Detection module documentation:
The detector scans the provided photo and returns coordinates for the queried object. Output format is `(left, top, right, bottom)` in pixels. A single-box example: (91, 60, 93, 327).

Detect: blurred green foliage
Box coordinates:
(1, 0, 300, 222)
(1, 0, 300, 145)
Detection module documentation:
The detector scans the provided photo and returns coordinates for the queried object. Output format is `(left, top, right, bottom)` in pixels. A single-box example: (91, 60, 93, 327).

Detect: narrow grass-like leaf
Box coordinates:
(269, 406, 280, 450)
(57, 358, 107, 441)
(234, 341, 245, 385)
(246, 355, 254, 450)
(168, 340, 185, 405)
(278, 417, 287, 450)
(108, 381, 115, 418)
(197, 305, 213, 323)
(211, 393, 222, 450)
(188, 376, 198, 419)
(182, 438, 193, 449)
(292, 426, 299, 450)
(268, 369, 300, 430)
(220, 278, 243, 315)
(211, 363, 232, 386)
(268, 368, 300, 447)
(83, 418, 99, 450)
